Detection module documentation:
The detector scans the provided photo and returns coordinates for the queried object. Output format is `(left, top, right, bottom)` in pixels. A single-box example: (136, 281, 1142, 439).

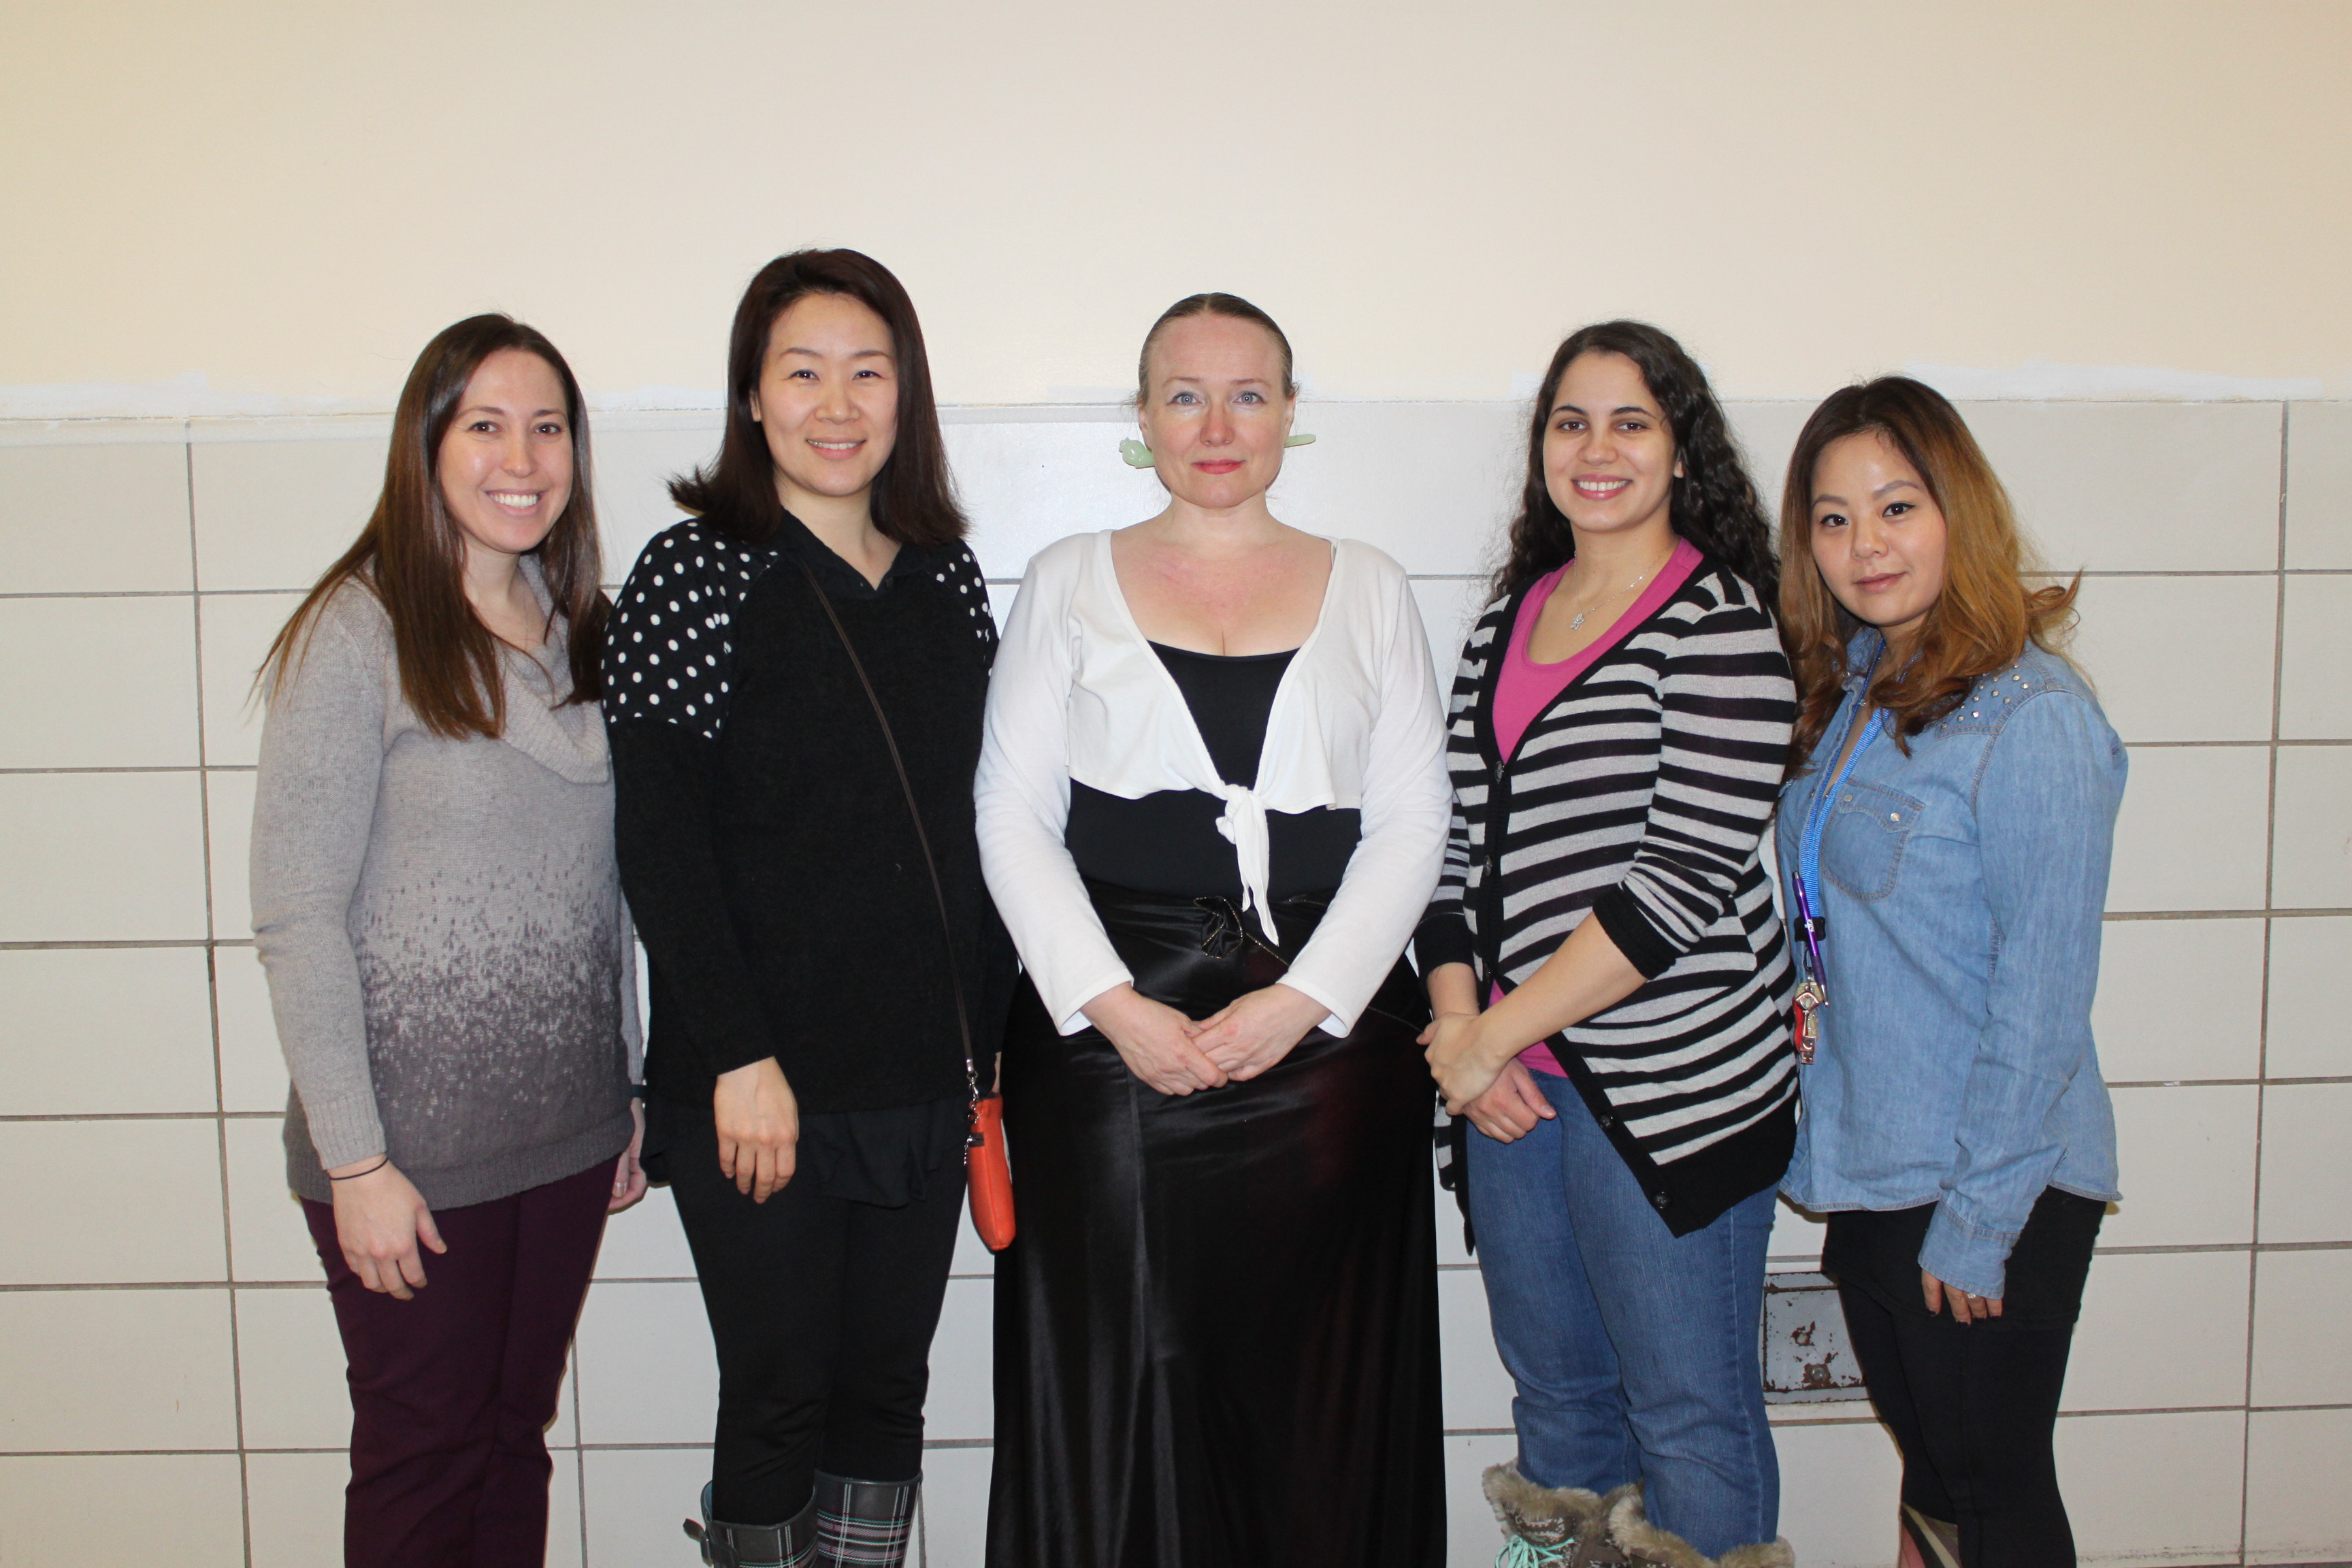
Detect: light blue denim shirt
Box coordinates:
(1778, 632, 2125, 1299)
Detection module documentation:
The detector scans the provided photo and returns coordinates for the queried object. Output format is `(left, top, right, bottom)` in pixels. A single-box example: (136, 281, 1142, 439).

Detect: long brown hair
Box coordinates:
(670, 248, 966, 548)
(259, 314, 608, 739)
(1779, 376, 2077, 768)
(1494, 321, 1777, 603)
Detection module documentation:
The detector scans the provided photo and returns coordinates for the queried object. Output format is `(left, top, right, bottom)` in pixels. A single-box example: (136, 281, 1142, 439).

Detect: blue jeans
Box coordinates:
(1465, 1071, 1779, 1556)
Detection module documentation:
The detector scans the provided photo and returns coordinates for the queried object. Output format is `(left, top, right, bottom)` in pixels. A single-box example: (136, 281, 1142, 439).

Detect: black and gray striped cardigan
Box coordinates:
(1420, 554, 1800, 1234)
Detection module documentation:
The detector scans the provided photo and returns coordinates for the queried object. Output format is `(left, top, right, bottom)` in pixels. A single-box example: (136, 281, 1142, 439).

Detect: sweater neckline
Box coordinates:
(493, 557, 610, 786)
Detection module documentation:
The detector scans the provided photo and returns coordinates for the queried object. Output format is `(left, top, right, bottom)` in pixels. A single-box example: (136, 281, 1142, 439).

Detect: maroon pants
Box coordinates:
(304, 1159, 611, 1568)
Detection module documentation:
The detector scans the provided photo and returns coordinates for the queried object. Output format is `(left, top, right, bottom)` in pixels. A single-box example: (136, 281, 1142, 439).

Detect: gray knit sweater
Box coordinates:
(251, 568, 640, 1209)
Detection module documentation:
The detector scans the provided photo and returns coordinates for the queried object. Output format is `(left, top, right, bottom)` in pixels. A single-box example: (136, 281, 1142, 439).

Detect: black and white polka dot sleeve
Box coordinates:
(935, 542, 998, 657)
(604, 523, 764, 740)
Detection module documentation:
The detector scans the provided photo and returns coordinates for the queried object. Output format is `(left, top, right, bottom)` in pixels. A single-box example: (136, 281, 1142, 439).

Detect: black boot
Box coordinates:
(812, 1471, 919, 1567)
(683, 1482, 819, 1568)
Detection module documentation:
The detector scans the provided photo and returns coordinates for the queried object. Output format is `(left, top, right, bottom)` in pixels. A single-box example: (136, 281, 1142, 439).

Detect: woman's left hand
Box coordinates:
(1422, 1011, 1507, 1113)
(1921, 1269, 2004, 1325)
(1191, 983, 1328, 1081)
(608, 1098, 648, 1215)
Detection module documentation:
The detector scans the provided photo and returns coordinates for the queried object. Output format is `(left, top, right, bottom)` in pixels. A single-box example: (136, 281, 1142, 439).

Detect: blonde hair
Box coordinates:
(1778, 376, 2077, 768)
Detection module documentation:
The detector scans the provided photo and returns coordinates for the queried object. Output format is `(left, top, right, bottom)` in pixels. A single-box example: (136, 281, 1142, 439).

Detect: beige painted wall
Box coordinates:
(5, 0, 2350, 414)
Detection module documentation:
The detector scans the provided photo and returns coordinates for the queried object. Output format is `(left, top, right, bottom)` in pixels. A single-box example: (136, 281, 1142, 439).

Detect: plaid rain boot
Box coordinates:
(683, 1482, 819, 1568)
(812, 1471, 918, 1567)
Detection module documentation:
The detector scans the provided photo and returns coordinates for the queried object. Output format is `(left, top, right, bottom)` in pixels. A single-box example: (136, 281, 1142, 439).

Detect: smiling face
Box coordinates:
(1809, 429, 1950, 653)
(1137, 313, 1294, 511)
(749, 291, 900, 516)
(434, 348, 574, 567)
(1542, 350, 1682, 539)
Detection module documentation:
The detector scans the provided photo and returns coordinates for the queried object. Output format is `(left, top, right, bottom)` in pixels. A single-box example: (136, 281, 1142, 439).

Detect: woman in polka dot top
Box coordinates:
(604, 250, 1013, 1568)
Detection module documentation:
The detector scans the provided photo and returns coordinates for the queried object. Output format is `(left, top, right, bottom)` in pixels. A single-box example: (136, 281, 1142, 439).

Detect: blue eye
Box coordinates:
(1171, 391, 1199, 405)
(1237, 391, 1263, 404)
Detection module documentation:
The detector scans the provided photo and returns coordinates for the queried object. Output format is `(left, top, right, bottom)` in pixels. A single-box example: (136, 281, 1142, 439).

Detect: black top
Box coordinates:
(1065, 642, 1361, 898)
(604, 514, 1014, 1139)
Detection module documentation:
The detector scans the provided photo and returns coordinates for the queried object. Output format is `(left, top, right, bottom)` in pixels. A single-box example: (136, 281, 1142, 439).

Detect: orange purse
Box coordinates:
(967, 1094, 1015, 1251)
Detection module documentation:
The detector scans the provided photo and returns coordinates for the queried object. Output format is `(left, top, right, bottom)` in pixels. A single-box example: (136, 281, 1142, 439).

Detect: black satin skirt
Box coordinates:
(985, 883, 1445, 1568)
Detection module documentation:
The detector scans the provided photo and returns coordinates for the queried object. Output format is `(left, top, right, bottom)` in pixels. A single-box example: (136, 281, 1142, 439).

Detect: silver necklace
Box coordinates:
(1563, 545, 1675, 632)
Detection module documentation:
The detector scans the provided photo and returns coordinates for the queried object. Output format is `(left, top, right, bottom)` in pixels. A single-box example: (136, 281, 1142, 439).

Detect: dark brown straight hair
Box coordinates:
(1494, 320, 1777, 602)
(670, 248, 966, 548)
(258, 314, 608, 739)
(1778, 376, 2078, 768)
(1134, 292, 1297, 402)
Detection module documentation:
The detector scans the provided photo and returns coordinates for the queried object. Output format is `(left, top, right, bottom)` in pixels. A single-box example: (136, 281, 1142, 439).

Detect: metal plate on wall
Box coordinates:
(1763, 1272, 1872, 1404)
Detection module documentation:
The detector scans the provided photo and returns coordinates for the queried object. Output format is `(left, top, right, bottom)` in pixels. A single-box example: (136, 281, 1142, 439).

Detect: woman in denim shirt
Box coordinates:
(1774, 378, 2123, 1568)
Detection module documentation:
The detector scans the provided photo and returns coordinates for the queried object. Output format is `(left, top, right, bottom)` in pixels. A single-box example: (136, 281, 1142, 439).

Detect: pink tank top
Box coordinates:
(1489, 540, 1702, 1076)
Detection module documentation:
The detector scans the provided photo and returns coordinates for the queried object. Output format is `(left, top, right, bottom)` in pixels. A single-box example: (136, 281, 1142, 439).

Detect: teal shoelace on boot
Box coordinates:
(1499, 1535, 1571, 1568)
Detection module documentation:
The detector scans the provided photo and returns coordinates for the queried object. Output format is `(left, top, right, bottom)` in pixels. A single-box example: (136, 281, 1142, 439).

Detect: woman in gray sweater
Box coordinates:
(250, 315, 643, 1568)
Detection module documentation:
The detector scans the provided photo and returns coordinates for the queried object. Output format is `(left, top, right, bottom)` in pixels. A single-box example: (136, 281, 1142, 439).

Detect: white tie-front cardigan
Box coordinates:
(976, 529, 1452, 1036)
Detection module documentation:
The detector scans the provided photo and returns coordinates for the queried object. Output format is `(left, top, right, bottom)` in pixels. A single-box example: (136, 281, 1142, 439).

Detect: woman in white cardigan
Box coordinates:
(977, 294, 1452, 1568)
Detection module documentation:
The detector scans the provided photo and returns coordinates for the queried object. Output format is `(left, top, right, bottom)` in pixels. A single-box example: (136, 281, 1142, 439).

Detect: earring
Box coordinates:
(1119, 439, 1154, 468)
(1284, 434, 1317, 448)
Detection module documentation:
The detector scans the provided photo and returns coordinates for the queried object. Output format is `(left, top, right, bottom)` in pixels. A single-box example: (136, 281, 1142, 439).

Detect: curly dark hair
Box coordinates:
(1492, 320, 1777, 604)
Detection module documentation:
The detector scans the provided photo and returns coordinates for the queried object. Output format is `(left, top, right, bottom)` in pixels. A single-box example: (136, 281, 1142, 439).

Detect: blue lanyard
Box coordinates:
(1791, 691, 1885, 985)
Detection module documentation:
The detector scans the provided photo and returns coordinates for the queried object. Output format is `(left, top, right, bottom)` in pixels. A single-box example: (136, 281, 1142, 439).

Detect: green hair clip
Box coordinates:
(1120, 434, 1315, 467)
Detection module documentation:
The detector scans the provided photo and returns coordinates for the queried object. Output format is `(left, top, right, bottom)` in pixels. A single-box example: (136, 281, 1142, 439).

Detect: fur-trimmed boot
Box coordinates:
(683, 1482, 819, 1568)
(812, 1471, 918, 1567)
(1484, 1462, 1633, 1567)
(1896, 1504, 1959, 1568)
(1603, 1484, 1795, 1568)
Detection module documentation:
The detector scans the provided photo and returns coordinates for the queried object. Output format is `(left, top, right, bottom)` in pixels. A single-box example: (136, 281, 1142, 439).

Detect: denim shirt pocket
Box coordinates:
(1820, 779, 1928, 901)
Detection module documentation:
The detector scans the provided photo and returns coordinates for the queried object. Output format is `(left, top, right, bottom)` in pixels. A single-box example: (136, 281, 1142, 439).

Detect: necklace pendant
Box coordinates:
(1567, 611, 1587, 632)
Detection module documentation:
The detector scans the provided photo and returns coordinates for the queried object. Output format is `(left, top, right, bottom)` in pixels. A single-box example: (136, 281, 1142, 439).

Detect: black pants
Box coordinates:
(1823, 1188, 2104, 1568)
(650, 1094, 966, 1524)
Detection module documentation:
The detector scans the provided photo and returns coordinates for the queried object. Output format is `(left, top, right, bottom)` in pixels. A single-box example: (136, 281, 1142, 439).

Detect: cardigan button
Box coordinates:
(1652, 1193, 1671, 1211)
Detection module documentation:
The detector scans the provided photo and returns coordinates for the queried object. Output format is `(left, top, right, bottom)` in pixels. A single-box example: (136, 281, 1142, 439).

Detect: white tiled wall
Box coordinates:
(2, 400, 2344, 1567)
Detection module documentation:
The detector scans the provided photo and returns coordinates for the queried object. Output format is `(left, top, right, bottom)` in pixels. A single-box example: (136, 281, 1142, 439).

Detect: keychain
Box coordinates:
(1790, 874, 1827, 1066)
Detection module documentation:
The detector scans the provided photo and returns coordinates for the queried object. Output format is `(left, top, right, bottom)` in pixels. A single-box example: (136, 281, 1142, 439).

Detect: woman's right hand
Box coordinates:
(714, 1058, 799, 1203)
(1458, 1058, 1558, 1144)
(1082, 984, 1229, 1096)
(327, 1158, 446, 1300)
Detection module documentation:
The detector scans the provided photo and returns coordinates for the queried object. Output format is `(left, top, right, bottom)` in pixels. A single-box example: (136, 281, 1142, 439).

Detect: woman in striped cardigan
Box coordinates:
(1420, 322, 1798, 1568)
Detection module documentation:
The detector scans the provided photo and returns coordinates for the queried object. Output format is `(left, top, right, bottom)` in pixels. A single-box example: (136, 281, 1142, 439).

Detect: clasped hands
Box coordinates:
(1083, 981, 1327, 1096)
(1422, 1008, 1558, 1144)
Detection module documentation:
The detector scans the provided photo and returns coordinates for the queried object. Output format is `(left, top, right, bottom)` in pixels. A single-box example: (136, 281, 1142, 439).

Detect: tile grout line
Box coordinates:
(5, 568, 2351, 606)
(186, 438, 257, 1568)
(572, 1343, 591, 1567)
(2236, 400, 2291, 1563)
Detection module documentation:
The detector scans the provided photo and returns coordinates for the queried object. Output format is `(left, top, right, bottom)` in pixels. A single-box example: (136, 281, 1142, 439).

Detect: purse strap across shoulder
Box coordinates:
(792, 556, 983, 1136)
